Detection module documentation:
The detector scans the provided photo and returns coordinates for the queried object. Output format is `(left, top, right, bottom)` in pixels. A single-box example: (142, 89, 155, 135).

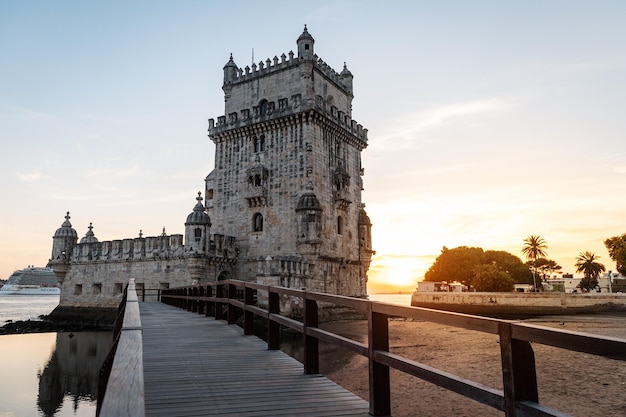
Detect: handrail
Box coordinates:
(161, 280, 626, 417)
(97, 279, 145, 417)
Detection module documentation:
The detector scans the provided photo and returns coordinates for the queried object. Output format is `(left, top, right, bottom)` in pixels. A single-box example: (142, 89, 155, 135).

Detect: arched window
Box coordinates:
(253, 213, 264, 232)
(253, 137, 259, 152)
(194, 228, 202, 240)
(337, 216, 343, 235)
(259, 134, 266, 151)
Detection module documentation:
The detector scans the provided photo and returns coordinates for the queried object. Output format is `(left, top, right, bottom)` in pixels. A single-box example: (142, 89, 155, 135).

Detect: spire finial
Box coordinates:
(88, 222, 93, 232)
(162, 227, 166, 236)
(197, 191, 203, 202)
(139, 229, 143, 238)
(65, 212, 70, 221)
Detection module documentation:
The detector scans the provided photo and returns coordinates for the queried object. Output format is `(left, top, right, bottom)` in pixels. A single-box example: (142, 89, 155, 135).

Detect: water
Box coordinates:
(0, 294, 60, 323)
(369, 292, 412, 306)
(0, 296, 113, 417)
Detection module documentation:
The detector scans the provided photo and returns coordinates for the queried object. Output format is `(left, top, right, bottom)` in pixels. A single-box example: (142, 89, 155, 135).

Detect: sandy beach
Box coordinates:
(318, 314, 626, 417)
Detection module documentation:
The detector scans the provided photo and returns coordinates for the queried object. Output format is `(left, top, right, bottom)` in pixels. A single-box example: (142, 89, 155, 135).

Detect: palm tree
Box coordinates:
(575, 251, 606, 292)
(521, 235, 548, 291)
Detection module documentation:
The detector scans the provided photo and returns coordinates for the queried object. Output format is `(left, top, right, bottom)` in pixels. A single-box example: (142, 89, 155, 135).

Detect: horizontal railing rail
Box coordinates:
(97, 279, 145, 417)
(161, 280, 626, 417)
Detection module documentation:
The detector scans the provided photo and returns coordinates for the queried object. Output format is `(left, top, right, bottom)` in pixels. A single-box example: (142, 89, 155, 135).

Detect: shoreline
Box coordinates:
(1, 305, 117, 335)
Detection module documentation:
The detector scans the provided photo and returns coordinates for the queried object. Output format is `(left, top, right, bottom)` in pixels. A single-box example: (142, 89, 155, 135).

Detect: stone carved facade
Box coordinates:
(206, 26, 374, 299)
(49, 27, 373, 311)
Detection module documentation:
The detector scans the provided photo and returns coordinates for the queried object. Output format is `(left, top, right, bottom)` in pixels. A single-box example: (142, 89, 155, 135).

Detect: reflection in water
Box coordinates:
(38, 332, 113, 417)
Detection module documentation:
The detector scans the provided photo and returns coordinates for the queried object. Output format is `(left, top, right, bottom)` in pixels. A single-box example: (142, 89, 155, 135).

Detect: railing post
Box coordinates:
(206, 285, 214, 317)
(198, 286, 205, 315)
(368, 305, 391, 416)
(244, 285, 254, 335)
(303, 294, 319, 374)
(216, 284, 225, 320)
(228, 283, 237, 324)
(268, 288, 280, 350)
(499, 322, 538, 416)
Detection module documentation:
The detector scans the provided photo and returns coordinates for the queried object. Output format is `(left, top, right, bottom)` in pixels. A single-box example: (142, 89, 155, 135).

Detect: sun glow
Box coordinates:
(368, 253, 434, 294)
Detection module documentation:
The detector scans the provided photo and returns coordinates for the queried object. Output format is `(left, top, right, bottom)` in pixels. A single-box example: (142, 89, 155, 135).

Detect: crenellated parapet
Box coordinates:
(67, 232, 237, 263)
(225, 52, 353, 95)
(208, 95, 368, 144)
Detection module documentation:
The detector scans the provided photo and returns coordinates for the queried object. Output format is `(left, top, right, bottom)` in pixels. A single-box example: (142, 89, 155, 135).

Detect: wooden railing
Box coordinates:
(97, 279, 145, 417)
(161, 280, 626, 417)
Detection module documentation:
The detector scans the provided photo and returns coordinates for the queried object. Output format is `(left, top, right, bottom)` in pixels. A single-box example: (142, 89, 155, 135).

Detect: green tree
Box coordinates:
(521, 235, 548, 291)
(604, 234, 626, 276)
(485, 250, 533, 284)
(575, 251, 605, 291)
(472, 264, 515, 292)
(533, 258, 562, 280)
(424, 246, 486, 287)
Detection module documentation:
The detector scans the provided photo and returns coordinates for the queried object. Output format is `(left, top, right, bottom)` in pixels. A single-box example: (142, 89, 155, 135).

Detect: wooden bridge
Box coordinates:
(97, 280, 626, 416)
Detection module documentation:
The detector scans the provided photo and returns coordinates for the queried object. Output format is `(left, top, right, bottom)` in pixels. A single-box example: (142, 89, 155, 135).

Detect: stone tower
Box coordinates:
(206, 26, 373, 297)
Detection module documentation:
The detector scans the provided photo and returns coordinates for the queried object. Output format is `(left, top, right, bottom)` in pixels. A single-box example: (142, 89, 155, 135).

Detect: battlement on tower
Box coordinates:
(227, 52, 351, 93)
(208, 94, 368, 144)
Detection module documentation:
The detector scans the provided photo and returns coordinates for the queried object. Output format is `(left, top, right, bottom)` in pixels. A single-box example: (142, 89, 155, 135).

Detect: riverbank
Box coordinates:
(411, 292, 626, 319)
(320, 315, 626, 417)
(0, 306, 117, 335)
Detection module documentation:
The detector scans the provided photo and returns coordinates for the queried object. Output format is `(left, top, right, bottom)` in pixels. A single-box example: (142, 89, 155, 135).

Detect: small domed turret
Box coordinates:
(186, 192, 212, 226)
(297, 25, 315, 60)
(223, 53, 238, 86)
(80, 223, 99, 244)
(185, 192, 211, 254)
(339, 62, 353, 93)
(54, 212, 78, 239)
(51, 212, 78, 262)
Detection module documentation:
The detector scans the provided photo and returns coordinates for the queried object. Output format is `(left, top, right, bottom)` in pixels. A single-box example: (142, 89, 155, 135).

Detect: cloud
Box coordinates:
(372, 97, 516, 150)
(87, 163, 140, 178)
(5, 105, 59, 121)
(18, 172, 43, 182)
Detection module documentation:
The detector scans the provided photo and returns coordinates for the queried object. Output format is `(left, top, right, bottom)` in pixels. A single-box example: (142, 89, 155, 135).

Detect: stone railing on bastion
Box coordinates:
(67, 234, 237, 263)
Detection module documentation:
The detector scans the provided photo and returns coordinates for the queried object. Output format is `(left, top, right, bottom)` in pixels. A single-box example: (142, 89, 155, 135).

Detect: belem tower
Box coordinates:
(48, 26, 374, 314)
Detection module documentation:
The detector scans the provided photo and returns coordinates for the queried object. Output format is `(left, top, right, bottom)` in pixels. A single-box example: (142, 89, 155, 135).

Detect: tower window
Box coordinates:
(337, 216, 343, 235)
(253, 213, 264, 232)
(305, 44, 309, 50)
(254, 135, 266, 152)
(194, 228, 202, 240)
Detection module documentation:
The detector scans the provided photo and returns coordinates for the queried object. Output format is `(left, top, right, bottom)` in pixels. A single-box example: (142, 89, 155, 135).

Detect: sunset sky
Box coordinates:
(1, 1, 625, 294)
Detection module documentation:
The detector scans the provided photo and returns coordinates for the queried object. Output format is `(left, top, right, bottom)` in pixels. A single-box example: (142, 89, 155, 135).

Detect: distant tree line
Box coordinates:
(423, 246, 535, 292)
(423, 232, 626, 293)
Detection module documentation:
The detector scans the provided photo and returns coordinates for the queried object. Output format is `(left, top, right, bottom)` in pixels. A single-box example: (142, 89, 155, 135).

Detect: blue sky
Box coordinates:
(1, 1, 625, 291)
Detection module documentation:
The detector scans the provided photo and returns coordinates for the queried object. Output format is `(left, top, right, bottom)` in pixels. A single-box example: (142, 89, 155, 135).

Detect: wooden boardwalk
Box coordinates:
(140, 302, 370, 416)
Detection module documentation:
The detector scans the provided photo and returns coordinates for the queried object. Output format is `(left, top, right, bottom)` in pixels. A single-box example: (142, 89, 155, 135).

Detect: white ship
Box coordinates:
(0, 266, 60, 295)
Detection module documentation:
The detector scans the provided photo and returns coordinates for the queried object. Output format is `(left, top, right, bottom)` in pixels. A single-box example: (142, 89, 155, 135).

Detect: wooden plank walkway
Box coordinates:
(140, 302, 370, 416)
